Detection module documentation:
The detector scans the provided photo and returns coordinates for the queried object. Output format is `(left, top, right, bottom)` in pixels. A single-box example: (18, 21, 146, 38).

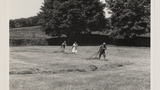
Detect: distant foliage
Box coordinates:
(38, 0, 107, 38)
(9, 16, 41, 28)
(105, 0, 150, 38)
(10, 39, 47, 46)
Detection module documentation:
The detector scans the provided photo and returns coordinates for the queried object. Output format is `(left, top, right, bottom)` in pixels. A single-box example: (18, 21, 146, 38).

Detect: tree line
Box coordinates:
(9, 16, 41, 28)
(10, 0, 150, 39)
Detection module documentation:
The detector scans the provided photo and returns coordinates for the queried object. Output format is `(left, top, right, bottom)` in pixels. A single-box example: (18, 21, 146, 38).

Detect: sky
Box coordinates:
(9, 0, 44, 19)
(9, 0, 110, 19)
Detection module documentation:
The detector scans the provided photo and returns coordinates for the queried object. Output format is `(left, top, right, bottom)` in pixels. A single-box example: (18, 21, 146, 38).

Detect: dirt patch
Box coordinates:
(10, 68, 86, 75)
(10, 65, 99, 75)
(10, 70, 34, 75)
(10, 68, 40, 75)
(86, 65, 98, 71)
(58, 68, 87, 73)
(41, 71, 57, 74)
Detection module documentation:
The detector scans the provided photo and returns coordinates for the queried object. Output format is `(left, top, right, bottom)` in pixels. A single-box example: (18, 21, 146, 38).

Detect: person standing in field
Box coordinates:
(72, 42, 78, 54)
(99, 42, 107, 60)
(61, 41, 67, 52)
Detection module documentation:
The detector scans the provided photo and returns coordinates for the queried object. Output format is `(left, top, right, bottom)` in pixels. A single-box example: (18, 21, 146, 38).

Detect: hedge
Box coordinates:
(10, 39, 48, 46)
(10, 34, 150, 47)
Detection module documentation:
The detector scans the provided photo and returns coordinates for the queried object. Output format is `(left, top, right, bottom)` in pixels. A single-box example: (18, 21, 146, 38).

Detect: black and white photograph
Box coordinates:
(9, 0, 151, 90)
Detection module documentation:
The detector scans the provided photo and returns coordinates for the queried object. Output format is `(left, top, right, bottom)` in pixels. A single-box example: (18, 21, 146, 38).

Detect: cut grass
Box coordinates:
(10, 45, 150, 90)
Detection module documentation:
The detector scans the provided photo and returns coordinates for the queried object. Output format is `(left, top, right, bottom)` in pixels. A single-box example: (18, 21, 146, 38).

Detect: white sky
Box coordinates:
(9, 0, 110, 19)
(9, 0, 44, 19)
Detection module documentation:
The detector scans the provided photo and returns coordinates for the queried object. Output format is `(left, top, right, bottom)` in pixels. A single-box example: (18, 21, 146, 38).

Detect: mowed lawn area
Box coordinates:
(10, 46, 150, 90)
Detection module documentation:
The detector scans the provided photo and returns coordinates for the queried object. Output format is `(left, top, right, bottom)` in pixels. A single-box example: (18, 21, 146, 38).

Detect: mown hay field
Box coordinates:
(10, 45, 150, 90)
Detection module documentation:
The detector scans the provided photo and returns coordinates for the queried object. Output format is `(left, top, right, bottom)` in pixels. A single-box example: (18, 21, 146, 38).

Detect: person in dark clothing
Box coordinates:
(61, 41, 67, 52)
(99, 42, 107, 60)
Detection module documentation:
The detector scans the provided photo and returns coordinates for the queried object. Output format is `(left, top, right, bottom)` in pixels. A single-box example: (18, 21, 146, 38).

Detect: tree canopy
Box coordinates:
(38, 0, 107, 38)
(105, 0, 150, 38)
(9, 16, 41, 28)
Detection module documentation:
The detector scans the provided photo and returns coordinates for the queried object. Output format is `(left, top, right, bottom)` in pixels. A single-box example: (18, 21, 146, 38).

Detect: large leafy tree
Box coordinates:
(38, 0, 107, 39)
(105, 0, 150, 38)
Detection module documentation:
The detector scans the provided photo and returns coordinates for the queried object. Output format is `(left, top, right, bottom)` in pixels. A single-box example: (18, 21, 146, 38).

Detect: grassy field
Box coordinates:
(10, 45, 150, 90)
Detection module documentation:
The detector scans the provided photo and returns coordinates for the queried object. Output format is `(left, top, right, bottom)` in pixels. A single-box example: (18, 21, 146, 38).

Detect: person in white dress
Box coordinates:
(72, 42, 78, 54)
